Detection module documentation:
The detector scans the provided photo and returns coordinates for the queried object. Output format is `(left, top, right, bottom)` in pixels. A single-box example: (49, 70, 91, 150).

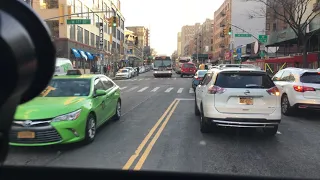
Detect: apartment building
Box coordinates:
(193, 18, 214, 61)
(32, 0, 125, 67)
(214, 0, 266, 62)
(181, 23, 200, 56)
(177, 32, 182, 57)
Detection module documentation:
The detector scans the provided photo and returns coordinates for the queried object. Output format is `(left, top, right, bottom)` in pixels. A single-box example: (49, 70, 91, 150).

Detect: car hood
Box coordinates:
(15, 97, 88, 120)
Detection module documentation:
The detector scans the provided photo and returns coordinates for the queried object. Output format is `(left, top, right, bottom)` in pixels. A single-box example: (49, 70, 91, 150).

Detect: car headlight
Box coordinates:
(52, 109, 82, 122)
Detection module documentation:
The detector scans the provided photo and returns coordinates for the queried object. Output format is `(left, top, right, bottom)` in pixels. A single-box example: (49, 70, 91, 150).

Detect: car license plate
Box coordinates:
(239, 97, 253, 105)
(17, 131, 35, 139)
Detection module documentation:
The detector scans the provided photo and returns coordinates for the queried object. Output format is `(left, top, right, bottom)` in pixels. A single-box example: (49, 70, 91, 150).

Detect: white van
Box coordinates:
(54, 58, 73, 76)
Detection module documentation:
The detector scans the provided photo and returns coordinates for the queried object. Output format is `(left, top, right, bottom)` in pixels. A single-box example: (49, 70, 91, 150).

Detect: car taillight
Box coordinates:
(267, 86, 280, 96)
(196, 77, 202, 80)
(207, 85, 226, 94)
(293, 85, 315, 92)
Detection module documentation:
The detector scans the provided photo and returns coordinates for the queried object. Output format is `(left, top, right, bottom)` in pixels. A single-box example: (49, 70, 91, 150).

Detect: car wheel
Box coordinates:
(180, 74, 183, 78)
(113, 99, 121, 121)
(281, 94, 294, 116)
(200, 104, 211, 133)
(194, 96, 200, 116)
(263, 125, 278, 136)
(84, 113, 96, 144)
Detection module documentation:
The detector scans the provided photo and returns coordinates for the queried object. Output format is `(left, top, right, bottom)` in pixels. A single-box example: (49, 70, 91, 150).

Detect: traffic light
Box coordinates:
(228, 27, 232, 35)
(223, 27, 227, 36)
(108, 17, 113, 27)
(112, 16, 117, 27)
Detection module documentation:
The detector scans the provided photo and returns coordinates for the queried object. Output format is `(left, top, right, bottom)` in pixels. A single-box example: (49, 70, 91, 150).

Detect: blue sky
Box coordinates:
(121, 0, 224, 55)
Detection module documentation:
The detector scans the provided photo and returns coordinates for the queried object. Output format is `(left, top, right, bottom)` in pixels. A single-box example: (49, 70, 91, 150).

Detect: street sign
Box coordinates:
(99, 22, 104, 49)
(258, 35, 268, 43)
(66, 19, 91, 24)
(235, 34, 252, 37)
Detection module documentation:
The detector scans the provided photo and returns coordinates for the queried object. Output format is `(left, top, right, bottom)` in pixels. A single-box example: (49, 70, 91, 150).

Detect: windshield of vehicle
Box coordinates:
(119, 69, 128, 73)
(183, 63, 195, 68)
(154, 60, 171, 67)
(39, 79, 91, 97)
(8, 0, 320, 179)
(197, 70, 207, 76)
(215, 72, 274, 88)
(301, 72, 320, 84)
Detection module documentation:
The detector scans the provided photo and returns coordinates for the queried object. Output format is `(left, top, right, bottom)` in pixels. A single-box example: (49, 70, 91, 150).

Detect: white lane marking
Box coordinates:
(138, 87, 149, 92)
(131, 79, 137, 81)
(174, 78, 177, 80)
(126, 86, 138, 92)
(189, 88, 195, 93)
(120, 86, 127, 90)
(165, 87, 174, 93)
(138, 79, 143, 81)
(151, 87, 160, 92)
(177, 88, 183, 93)
(277, 131, 282, 135)
(146, 78, 150, 80)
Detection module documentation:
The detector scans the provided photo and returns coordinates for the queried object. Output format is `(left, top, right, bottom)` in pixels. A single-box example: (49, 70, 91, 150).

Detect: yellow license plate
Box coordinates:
(17, 131, 35, 139)
(239, 97, 253, 105)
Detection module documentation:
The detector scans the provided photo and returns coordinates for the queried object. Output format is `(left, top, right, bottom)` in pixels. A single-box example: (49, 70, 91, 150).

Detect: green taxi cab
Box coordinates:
(10, 70, 121, 146)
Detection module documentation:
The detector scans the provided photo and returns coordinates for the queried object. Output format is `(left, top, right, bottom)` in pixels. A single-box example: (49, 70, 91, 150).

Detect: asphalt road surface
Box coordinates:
(4, 71, 320, 179)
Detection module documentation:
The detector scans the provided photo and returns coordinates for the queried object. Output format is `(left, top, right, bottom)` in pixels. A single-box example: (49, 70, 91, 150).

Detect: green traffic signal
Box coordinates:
(112, 22, 116, 27)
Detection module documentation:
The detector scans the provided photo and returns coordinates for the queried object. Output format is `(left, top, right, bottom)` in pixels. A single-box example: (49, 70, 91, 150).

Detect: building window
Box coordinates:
(266, 12, 270, 19)
(121, 19, 124, 29)
(40, 0, 58, 9)
(108, 41, 110, 51)
(45, 20, 59, 39)
(95, 15, 100, 28)
(90, 33, 95, 46)
(96, 35, 100, 48)
(104, 40, 107, 50)
(121, 32, 124, 42)
(266, 23, 270, 30)
(75, 0, 82, 17)
(70, 24, 76, 40)
(273, 23, 277, 31)
(84, 30, 89, 45)
(112, 27, 116, 37)
(77, 26, 83, 43)
(89, 11, 94, 25)
(83, 6, 89, 19)
(117, 29, 120, 40)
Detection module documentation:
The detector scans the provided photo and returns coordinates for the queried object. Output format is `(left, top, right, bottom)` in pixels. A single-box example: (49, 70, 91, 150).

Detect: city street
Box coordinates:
(4, 71, 320, 179)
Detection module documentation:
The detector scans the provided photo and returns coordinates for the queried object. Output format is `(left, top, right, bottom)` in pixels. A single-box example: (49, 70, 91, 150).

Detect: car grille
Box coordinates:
(10, 128, 62, 144)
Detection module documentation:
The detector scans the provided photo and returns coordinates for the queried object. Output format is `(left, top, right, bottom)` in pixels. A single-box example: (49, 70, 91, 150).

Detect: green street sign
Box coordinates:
(67, 19, 91, 24)
(258, 35, 268, 43)
(235, 34, 252, 37)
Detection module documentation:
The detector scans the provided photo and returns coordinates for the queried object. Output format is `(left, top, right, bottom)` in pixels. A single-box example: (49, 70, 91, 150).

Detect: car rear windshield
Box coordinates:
(300, 72, 320, 84)
(183, 63, 195, 68)
(215, 72, 274, 88)
(119, 69, 128, 72)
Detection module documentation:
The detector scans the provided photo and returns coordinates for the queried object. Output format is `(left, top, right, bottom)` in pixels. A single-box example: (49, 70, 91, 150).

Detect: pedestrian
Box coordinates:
(103, 65, 107, 75)
(137, 66, 140, 76)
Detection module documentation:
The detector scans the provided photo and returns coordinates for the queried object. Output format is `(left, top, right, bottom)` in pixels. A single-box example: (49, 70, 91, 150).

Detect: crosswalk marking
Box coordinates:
(151, 87, 160, 92)
(189, 88, 194, 93)
(174, 78, 176, 80)
(165, 87, 174, 93)
(177, 88, 183, 93)
(138, 79, 143, 81)
(126, 86, 138, 92)
(146, 78, 150, 80)
(138, 87, 149, 92)
(114, 77, 193, 81)
(120, 86, 127, 90)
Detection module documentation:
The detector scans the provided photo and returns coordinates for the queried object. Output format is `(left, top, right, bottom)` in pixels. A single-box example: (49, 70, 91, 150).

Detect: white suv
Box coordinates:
(272, 67, 320, 115)
(195, 67, 281, 135)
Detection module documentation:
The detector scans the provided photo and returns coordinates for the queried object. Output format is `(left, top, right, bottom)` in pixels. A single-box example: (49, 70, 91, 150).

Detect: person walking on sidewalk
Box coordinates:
(136, 66, 140, 76)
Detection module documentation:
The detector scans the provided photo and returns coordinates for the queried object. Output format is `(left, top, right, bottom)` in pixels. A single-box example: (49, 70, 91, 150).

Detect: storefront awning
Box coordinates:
(79, 50, 88, 60)
(71, 48, 81, 58)
(85, 52, 94, 60)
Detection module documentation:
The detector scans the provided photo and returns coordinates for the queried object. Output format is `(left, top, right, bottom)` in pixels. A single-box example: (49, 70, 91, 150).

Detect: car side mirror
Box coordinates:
(94, 89, 106, 97)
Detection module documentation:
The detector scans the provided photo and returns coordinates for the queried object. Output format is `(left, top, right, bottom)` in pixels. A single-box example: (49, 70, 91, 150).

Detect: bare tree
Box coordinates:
(248, 0, 320, 67)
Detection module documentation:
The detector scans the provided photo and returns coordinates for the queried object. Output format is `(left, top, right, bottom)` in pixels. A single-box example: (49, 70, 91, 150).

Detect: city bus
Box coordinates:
(176, 56, 192, 74)
(153, 56, 172, 78)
